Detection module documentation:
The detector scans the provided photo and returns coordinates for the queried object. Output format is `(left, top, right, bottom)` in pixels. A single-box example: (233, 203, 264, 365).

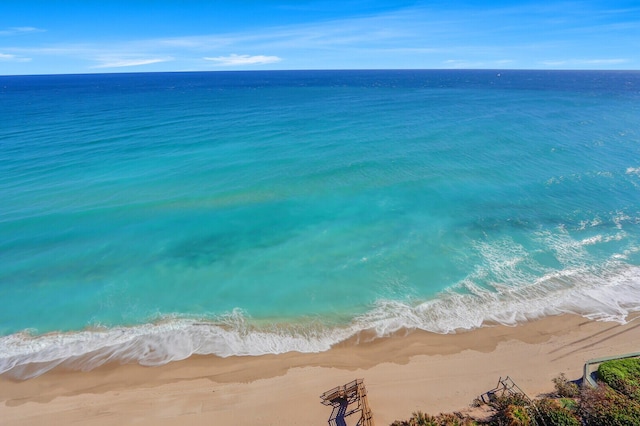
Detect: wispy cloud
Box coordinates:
(123, 7, 445, 55)
(0, 52, 31, 62)
(540, 58, 629, 66)
(582, 59, 629, 64)
(443, 59, 515, 69)
(0, 26, 45, 36)
(203, 54, 281, 66)
(2, 3, 637, 73)
(91, 57, 173, 69)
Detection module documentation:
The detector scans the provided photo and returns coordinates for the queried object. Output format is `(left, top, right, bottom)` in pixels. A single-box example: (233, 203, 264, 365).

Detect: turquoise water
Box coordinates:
(1, 70, 640, 377)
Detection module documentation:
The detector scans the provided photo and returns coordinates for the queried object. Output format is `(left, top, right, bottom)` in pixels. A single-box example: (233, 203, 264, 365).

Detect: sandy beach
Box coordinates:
(2, 313, 639, 425)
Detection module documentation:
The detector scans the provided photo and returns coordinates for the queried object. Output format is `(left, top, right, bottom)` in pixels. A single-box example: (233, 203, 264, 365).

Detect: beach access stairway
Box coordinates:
(479, 376, 533, 405)
(320, 378, 375, 426)
(480, 377, 552, 426)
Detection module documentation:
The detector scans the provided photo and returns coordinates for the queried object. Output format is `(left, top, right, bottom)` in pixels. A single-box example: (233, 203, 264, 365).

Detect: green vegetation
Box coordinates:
(390, 411, 478, 425)
(391, 359, 640, 426)
(502, 404, 532, 425)
(481, 394, 580, 426)
(552, 373, 580, 398)
(534, 398, 580, 426)
(579, 383, 640, 425)
(598, 358, 640, 400)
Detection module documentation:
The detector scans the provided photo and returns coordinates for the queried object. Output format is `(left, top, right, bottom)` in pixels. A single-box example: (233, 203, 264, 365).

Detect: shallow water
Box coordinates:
(1, 70, 639, 377)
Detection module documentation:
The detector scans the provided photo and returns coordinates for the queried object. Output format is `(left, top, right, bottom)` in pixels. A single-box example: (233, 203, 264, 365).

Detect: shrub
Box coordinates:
(435, 413, 478, 425)
(390, 411, 478, 426)
(579, 383, 640, 426)
(503, 404, 532, 425)
(598, 358, 640, 400)
(558, 397, 578, 412)
(486, 394, 533, 426)
(533, 398, 580, 426)
(390, 411, 438, 426)
(552, 373, 580, 398)
(487, 394, 531, 412)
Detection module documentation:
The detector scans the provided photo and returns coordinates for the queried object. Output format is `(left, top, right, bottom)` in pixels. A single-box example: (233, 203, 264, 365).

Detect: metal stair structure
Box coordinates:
(479, 376, 533, 405)
(320, 379, 375, 426)
(479, 376, 548, 426)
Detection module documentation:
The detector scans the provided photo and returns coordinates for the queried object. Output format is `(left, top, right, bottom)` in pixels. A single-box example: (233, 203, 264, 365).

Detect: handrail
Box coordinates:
(582, 351, 640, 387)
(320, 379, 374, 426)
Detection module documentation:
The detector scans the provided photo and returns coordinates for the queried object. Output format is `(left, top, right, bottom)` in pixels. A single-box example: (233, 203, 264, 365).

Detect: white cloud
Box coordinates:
(203, 54, 282, 66)
(0, 27, 45, 36)
(91, 57, 173, 69)
(443, 59, 483, 69)
(582, 59, 628, 65)
(2, 3, 637, 73)
(540, 60, 568, 66)
(0, 52, 31, 62)
(540, 58, 629, 66)
(443, 59, 514, 69)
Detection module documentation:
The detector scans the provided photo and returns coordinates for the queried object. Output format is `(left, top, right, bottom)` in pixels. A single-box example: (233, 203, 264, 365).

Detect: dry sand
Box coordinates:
(2, 313, 640, 425)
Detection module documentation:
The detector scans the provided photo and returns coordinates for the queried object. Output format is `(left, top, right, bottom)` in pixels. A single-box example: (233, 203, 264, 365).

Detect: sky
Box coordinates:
(0, 0, 639, 75)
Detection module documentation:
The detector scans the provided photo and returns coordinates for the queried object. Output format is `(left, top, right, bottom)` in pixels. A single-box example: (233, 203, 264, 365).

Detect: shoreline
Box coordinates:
(2, 313, 640, 425)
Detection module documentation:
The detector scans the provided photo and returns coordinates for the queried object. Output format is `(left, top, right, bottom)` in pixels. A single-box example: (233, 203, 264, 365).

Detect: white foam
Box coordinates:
(362, 262, 640, 335)
(2, 229, 639, 379)
(0, 311, 355, 379)
(2, 260, 640, 380)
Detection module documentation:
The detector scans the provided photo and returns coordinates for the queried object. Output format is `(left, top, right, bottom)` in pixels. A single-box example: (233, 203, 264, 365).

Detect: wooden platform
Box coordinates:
(320, 378, 374, 426)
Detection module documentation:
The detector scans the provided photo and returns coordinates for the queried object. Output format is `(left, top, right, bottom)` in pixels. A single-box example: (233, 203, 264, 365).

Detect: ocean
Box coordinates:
(1, 70, 639, 378)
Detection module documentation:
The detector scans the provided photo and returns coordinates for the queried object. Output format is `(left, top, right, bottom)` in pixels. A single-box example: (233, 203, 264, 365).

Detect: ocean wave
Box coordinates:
(2, 262, 640, 380)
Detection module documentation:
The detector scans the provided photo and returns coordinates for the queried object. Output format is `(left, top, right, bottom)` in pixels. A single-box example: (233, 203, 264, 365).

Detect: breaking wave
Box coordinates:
(2, 261, 639, 380)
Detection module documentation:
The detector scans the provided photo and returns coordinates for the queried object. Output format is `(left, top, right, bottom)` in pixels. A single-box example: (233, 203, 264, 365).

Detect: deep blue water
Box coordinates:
(1, 70, 640, 377)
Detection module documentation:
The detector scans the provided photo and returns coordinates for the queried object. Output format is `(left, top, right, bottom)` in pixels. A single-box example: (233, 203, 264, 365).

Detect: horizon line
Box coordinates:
(2, 68, 640, 78)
